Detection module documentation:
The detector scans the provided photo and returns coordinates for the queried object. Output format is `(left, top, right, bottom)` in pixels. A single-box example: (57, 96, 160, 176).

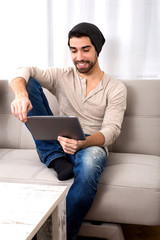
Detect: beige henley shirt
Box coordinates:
(9, 66, 127, 152)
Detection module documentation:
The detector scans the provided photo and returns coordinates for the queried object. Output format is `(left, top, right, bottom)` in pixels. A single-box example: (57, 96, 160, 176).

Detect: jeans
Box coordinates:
(26, 77, 107, 240)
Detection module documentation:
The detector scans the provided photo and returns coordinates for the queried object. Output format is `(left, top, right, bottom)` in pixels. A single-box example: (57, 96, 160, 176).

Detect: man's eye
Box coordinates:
(83, 49, 89, 52)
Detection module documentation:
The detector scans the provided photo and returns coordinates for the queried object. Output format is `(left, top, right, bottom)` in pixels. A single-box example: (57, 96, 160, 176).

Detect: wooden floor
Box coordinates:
(121, 225, 160, 240)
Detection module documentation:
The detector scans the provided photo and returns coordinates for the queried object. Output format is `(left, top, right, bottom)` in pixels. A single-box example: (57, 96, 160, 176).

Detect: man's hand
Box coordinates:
(10, 77, 32, 123)
(11, 96, 32, 123)
(57, 136, 84, 155)
(58, 132, 105, 155)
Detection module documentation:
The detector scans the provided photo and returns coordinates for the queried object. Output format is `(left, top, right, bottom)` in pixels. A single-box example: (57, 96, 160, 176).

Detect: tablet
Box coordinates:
(26, 116, 86, 140)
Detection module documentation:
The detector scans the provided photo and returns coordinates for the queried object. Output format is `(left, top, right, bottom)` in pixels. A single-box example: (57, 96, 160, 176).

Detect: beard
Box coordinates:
(74, 55, 98, 74)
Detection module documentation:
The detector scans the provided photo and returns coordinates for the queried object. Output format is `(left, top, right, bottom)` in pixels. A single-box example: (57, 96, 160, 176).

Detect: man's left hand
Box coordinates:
(57, 136, 83, 155)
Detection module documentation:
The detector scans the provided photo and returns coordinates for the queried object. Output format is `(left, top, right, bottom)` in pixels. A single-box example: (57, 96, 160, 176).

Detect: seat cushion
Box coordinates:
(0, 149, 72, 187)
(86, 152, 160, 225)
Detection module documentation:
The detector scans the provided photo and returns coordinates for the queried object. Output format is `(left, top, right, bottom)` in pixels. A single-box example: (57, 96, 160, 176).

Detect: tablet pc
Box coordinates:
(26, 116, 86, 140)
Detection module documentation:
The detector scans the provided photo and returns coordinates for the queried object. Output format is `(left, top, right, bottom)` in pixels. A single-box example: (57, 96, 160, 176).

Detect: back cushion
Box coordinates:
(114, 80, 160, 156)
(0, 81, 58, 149)
(0, 79, 160, 156)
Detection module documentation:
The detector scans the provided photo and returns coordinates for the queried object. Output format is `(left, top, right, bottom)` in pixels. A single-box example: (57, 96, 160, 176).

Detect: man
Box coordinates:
(9, 22, 127, 240)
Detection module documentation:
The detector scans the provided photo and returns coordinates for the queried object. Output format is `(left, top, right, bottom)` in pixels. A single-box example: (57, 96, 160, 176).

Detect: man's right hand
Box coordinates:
(9, 77, 32, 123)
(11, 96, 32, 123)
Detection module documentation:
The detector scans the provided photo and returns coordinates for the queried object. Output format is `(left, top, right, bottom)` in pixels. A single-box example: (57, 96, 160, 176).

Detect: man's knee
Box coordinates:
(82, 146, 107, 168)
(74, 146, 107, 179)
(26, 77, 42, 94)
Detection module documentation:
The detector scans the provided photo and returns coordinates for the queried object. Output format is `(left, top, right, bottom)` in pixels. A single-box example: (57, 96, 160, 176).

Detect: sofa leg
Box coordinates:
(78, 221, 125, 240)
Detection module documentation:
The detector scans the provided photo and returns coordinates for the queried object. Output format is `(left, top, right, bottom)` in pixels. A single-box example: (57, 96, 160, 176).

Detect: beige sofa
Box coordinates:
(0, 79, 160, 240)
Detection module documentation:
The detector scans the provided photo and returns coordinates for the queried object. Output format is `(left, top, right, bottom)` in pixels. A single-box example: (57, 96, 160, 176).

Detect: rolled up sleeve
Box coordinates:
(8, 66, 64, 92)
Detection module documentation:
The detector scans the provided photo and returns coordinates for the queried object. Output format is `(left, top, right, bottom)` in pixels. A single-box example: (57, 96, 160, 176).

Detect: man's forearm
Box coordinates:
(80, 132, 105, 149)
(10, 77, 28, 97)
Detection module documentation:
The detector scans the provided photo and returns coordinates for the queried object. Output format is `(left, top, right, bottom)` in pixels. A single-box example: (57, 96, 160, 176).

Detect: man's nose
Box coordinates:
(76, 51, 83, 61)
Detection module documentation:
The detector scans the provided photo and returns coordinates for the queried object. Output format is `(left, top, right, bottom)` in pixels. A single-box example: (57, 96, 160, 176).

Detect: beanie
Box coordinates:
(68, 22, 105, 56)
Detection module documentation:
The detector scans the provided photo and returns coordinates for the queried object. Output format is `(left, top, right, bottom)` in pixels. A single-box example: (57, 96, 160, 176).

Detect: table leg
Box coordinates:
(37, 197, 66, 240)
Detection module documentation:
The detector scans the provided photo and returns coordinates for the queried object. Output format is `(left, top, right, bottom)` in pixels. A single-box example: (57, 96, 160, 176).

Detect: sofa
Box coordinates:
(0, 79, 160, 240)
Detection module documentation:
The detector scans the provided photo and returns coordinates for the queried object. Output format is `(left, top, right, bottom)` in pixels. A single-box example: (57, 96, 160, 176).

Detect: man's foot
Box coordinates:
(50, 157, 74, 181)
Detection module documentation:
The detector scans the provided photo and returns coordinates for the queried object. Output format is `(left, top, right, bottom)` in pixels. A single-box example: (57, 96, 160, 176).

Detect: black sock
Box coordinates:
(50, 157, 74, 181)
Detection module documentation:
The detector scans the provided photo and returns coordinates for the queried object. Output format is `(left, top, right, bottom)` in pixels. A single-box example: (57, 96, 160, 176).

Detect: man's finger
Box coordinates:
(21, 102, 32, 122)
(11, 102, 16, 115)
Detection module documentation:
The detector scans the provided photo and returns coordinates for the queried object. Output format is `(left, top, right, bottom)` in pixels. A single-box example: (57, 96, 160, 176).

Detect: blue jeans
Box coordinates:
(26, 77, 107, 240)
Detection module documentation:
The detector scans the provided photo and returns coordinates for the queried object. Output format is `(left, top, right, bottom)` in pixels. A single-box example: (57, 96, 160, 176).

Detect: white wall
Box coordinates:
(0, 0, 48, 79)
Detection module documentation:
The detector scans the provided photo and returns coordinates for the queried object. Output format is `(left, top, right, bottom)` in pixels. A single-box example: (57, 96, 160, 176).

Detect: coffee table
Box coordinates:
(0, 182, 67, 240)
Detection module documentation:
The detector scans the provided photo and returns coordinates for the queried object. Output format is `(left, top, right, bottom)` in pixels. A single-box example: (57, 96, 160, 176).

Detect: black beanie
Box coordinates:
(68, 22, 105, 56)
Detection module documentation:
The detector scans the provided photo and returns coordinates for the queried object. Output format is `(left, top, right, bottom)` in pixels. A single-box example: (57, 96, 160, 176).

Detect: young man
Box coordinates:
(9, 22, 127, 240)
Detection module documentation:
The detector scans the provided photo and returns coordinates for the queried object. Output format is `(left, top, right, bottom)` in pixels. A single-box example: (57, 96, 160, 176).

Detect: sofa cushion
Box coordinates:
(86, 152, 160, 225)
(114, 80, 160, 156)
(114, 116, 160, 156)
(0, 149, 72, 186)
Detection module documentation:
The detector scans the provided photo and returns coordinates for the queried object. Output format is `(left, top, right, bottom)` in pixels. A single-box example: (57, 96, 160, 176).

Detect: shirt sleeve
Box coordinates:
(8, 66, 64, 93)
(99, 80, 127, 147)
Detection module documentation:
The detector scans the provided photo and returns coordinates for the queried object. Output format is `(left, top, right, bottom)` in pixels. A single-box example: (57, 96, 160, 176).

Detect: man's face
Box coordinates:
(69, 36, 98, 74)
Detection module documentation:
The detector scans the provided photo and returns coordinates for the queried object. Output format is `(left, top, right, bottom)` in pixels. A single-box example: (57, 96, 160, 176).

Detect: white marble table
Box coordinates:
(0, 182, 67, 240)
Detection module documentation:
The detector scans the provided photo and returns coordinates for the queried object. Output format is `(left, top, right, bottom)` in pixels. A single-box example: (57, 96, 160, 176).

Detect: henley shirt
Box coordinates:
(9, 66, 127, 152)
